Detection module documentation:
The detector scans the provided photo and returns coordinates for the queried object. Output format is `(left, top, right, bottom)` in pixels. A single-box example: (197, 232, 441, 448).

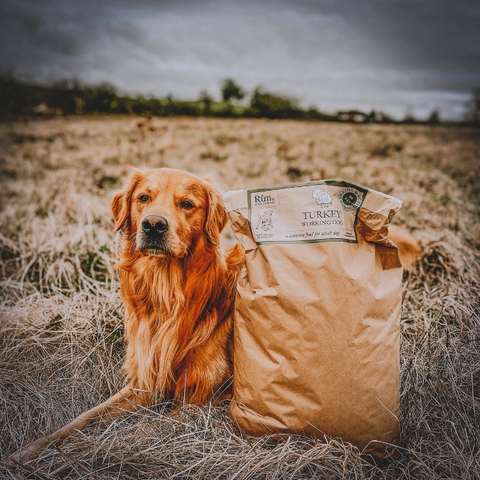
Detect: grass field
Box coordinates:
(1, 115, 479, 479)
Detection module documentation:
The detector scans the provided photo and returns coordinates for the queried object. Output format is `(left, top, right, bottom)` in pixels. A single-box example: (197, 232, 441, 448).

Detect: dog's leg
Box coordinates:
(9, 383, 150, 465)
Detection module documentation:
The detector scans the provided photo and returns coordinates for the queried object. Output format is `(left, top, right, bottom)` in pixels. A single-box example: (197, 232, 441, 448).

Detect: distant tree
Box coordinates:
(402, 106, 417, 124)
(221, 79, 245, 103)
(249, 87, 301, 119)
(83, 83, 118, 113)
(427, 109, 441, 124)
(463, 88, 480, 123)
(199, 90, 212, 115)
(471, 88, 480, 124)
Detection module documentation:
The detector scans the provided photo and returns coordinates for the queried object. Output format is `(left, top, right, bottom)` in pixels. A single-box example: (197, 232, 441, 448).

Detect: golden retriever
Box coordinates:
(11, 168, 244, 463)
(11, 168, 420, 464)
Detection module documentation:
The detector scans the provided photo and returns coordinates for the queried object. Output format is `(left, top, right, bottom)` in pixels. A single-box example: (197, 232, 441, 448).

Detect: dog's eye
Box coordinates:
(180, 200, 194, 210)
(138, 195, 150, 203)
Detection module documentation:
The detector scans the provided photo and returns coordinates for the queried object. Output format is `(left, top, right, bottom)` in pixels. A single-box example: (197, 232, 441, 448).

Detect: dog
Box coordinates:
(10, 168, 420, 464)
(11, 168, 244, 464)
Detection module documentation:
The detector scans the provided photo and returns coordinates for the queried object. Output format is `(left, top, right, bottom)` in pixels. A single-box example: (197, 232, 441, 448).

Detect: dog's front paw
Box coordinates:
(7, 436, 52, 466)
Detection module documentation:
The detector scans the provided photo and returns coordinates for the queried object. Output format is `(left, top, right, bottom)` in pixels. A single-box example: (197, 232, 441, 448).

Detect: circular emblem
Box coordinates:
(338, 187, 363, 211)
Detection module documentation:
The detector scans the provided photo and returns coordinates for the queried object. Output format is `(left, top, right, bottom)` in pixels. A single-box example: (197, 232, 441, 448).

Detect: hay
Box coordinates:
(1, 117, 479, 479)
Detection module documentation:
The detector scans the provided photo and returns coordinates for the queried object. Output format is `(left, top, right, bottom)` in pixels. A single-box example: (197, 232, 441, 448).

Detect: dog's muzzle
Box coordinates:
(142, 215, 169, 238)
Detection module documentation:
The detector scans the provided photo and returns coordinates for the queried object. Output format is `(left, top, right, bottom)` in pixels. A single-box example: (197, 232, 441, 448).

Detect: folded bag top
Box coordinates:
(224, 180, 402, 460)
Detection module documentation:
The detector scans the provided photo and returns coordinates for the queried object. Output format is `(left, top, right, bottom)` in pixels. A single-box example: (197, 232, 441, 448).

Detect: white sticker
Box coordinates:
(248, 183, 365, 244)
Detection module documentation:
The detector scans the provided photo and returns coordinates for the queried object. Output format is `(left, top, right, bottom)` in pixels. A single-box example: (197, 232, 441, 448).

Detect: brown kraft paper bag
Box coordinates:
(223, 180, 402, 459)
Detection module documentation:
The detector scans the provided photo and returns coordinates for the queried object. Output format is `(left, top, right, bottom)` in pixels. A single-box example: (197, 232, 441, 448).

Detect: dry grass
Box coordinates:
(0, 115, 479, 479)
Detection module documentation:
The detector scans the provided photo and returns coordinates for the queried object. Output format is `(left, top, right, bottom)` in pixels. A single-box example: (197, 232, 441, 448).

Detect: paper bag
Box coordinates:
(224, 180, 402, 459)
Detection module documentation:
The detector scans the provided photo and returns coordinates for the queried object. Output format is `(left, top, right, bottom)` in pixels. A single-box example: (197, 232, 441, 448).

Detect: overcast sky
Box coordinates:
(1, 0, 479, 120)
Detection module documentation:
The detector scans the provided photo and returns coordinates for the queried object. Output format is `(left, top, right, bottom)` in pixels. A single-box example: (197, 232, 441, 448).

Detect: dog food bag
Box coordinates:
(223, 180, 402, 459)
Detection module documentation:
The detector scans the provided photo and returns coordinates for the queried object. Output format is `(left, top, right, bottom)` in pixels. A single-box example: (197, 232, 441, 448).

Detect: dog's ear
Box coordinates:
(203, 184, 227, 246)
(111, 172, 142, 231)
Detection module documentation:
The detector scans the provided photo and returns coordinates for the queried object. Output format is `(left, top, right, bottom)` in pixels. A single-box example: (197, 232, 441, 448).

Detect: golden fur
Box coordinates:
(112, 168, 243, 404)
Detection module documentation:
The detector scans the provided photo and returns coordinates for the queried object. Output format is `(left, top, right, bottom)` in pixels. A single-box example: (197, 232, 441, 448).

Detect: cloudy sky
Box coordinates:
(1, 0, 479, 120)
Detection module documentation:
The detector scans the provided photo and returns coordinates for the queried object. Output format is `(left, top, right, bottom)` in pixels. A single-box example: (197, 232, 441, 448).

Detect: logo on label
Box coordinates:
(253, 194, 275, 205)
(338, 187, 363, 211)
(256, 210, 273, 231)
(312, 187, 332, 205)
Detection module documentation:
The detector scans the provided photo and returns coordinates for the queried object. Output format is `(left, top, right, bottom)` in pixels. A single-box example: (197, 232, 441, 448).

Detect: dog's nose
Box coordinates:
(142, 215, 169, 236)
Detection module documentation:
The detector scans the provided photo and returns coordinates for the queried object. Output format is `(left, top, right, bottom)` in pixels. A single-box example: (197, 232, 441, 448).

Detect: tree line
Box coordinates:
(0, 77, 333, 120)
(1, 76, 477, 124)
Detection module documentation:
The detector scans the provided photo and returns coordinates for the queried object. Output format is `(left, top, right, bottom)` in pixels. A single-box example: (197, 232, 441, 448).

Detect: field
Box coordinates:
(0, 115, 479, 479)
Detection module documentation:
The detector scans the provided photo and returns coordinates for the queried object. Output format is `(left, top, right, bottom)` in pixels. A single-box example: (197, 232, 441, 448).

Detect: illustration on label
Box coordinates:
(312, 187, 332, 205)
(256, 210, 274, 231)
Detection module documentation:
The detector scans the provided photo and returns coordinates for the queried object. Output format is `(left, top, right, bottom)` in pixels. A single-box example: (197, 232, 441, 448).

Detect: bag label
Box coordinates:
(248, 181, 367, 244)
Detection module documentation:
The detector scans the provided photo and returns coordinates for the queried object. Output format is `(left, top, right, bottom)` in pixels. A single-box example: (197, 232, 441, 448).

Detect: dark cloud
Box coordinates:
(0, 0, 478, 119)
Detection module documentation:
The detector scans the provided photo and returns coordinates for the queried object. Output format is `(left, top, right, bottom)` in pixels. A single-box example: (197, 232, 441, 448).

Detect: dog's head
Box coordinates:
(112, 168, 226, 258)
